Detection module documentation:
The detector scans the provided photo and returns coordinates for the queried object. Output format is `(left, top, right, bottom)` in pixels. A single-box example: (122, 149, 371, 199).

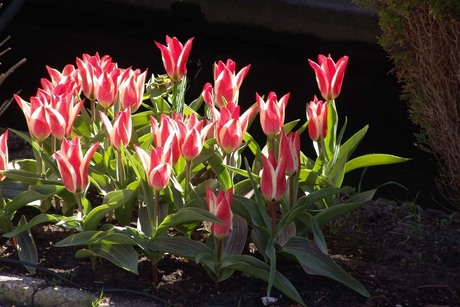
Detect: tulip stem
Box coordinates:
(185, 160, 191, 199)
(215, 237, 223, 281)
(90, 98, 96, 122)
(36, 141, 44, 177)
(117, 149, 126, 187)
(269, 200, 278, 237)
(154, 190, 160, 230)
(288, 175, 295, 210)
(74, 192, 83, 219)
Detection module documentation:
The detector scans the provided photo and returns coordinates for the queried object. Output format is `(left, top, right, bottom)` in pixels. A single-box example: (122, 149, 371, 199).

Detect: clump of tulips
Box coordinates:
(0, 35, 409, 306)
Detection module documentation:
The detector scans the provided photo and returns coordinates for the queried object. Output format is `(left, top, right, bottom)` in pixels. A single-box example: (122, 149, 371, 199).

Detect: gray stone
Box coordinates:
(0, 273, 45, 305)
(34, 285, 96, 307)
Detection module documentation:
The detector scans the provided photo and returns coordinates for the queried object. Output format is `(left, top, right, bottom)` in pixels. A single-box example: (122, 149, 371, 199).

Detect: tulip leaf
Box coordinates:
(82, 188, 137, 231)
(282, 119, 301, 134)
(314, 201, 373, 227)
(145, 236, 213, 259)
(203, 147, 231, 190)
(221, 254, 306, 307)
(55, 230, 139, 247)
(4, 185, 65, 216)
(154, 207, 222, 237)
(223, 214, 248, 257)
(279, 187, 344, 229)
(0, 181, 28, 200)
(281, 236, 370, 297)
(15, 215, 38, 274)
(1, 169, 42, 185)
(3, 214, 63, 238)
(325, 125, 368, 187)
(345, 154, 411, 174)
(75, 244, 139, 274)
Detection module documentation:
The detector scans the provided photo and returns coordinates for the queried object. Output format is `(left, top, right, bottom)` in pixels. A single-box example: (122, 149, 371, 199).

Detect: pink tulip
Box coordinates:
(0, 130, 8, 181)
(307, 96, 328, 142)
(215, 101, 257, 154)
(150, 114, 181, 164)
(76, 52, 117, 101)
(308, 54, 348, 101)
(118, 68, 147, 112)
(94, 70, 119, 109)
(279, 131, 301, 176)
(260, 149, 287, 202)
(99, 108, 132, 150)
(256, 91, 290, 137)
(45, 64, 78, 86)
(175, 113, 214, 161)
(206, 186, 233, 239)
(204, 59, 251, 108)
(14, 94, 52, 142)
(134, 145, 172, 191)
(54, 137, 99, 194)
(33, 90, 67, 140)
(154, 36, 194, 82)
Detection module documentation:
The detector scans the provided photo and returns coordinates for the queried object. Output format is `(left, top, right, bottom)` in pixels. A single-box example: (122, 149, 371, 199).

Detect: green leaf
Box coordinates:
(345, 154, 411, 173)
(145, 236, 212, 259)
(55, 230, 139, 247)
(221, 255, 306, 306)
(154, 207, 221, 237)
(314, 200, 373, 227)
(82, 188, 137, 231)
(3, 214, 63, 238)
(279, 187, 344, 229)
(75, 244, 139, 274)
(325, 125, 368, 187)
(223, 214, 248, 257)
(281, 236, 370, 297)
(15, 215, 38, 274)
(203, 146, 231, 190)
(0, 181, 29, 200)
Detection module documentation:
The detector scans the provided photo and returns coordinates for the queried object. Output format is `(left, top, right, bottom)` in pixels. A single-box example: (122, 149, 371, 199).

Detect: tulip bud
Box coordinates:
(308, 54, 348, 101)
(307, 96, 328, 142)
(206, 187, 233, 239)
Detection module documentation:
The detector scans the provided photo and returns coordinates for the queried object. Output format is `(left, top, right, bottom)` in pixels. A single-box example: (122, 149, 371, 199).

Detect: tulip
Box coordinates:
(45, 64, 78, 86)
(308, 54, 348, 101)
(175, 113, 214, 162)
(154, 36, 194, 82)
(99, 108, 132, 150)
(256, 91, 290, 138)
(14, 94, 52, 142)
(118, 68, 147, 112)
(150, 114, 181, 164)
(94, 70, 119, 109)
(279, 131, 301, 176)
(0, 130, 8, 181)
(215, 101, 257, 155)
(260, 149, 287, 202)
(205, 59, 251, 108)
(54, 137, 99, 194)
(307, 96, 328, 142)
(134, 145, 172, 192)
(206, 187, 233, 240)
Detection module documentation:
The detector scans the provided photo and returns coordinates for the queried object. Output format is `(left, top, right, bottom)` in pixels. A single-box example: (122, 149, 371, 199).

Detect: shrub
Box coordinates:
(354, 0, 460, 210)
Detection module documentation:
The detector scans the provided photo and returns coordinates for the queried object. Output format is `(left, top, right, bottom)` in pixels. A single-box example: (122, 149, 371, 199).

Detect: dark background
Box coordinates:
(0, 0, 441, 208)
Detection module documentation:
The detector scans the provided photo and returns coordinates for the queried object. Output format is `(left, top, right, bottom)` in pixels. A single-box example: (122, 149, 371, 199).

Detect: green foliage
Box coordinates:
(0, 38, 411, 305)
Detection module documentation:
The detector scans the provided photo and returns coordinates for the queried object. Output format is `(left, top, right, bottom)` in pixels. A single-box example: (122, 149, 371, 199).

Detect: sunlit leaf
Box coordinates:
(75, 244, 139, 274)
(221, 254, 306, 306)
(281, 236, 370, 297)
